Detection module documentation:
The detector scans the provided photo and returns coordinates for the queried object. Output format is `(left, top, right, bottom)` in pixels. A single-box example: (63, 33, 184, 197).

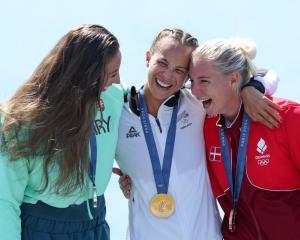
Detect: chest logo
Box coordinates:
(126, 126, 140, 138)
(257, 138, 267, 154)
(178, 110, 192, 130)
(209, 146, 222, 162)
(255, 138, 270, 166)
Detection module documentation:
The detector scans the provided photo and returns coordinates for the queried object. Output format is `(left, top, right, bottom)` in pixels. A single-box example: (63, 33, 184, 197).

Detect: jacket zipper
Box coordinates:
(155, 117, 162, 133)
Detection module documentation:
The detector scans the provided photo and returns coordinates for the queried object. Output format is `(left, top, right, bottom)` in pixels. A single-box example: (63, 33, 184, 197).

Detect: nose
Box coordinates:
(112, 74, 120, 84)
(104, 73, 120, 89)
(162, 68, 173, 82)
(191, 81, 204, 99)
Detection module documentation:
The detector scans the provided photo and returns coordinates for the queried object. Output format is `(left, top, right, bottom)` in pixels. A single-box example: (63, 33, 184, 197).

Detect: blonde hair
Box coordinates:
(192, 38, 257, 86)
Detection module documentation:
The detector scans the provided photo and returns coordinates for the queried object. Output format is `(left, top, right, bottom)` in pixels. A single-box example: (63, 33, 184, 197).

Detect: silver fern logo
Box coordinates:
(257, 138, 267, 154)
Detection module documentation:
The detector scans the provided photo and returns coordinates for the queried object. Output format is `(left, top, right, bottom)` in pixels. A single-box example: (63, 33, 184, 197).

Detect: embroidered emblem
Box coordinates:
(257, 138, 267, 154)
(255, 138, 270, 166)
(177, 110, 192, 130)
(209, 146, 222, 162)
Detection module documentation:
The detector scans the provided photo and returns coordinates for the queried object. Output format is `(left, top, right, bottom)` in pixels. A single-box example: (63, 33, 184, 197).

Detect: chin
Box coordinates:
(206, 108, 217, 117)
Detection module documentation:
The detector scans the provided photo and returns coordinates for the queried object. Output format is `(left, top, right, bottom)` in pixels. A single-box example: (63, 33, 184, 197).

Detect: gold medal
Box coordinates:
(150, 193, 175, 218)
(229, 208, 237, 232)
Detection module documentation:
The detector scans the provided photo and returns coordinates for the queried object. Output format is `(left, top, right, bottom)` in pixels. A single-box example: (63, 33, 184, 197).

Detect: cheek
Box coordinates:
(191, 90, 201, 100)
(105, 76, 111, 85)
(104, 76, 114, 88)
(212, 87, 232, 107)
(175, 74, 187, 85)
(192, 83, 206, 95)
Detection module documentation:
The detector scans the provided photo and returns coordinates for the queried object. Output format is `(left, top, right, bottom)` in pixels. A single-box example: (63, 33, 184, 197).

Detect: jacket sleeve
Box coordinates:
(285, 103, 300, 170)
(0, 153, 29, 240)
(254, 70, 279, 96)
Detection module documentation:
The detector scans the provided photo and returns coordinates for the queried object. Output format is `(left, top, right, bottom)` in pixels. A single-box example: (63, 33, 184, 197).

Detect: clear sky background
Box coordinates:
(1, 0, 300, 239)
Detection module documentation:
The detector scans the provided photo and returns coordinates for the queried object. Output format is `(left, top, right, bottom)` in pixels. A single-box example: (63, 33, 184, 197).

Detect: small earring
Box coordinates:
(96, 98, 105, 111)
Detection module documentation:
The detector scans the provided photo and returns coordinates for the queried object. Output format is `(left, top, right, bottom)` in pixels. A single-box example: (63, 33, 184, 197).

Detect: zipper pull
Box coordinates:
(93, 184, 98, 208)
(155, 117, 162, 133)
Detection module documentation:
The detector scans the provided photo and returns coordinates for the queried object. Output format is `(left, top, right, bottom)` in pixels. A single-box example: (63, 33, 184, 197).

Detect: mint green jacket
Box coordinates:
(0, 84, 125, 240)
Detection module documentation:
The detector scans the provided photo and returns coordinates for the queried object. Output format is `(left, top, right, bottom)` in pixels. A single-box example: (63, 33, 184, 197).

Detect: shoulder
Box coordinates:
(102, 83, 128, 101)
(271, 97, 300, 119)
(100, 84, 128, 116)
(179, 88, 204, 111)
(179, 88, 197, 102)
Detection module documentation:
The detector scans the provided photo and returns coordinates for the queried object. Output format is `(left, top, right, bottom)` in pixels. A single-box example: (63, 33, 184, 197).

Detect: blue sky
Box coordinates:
(1, 0, 300, 239)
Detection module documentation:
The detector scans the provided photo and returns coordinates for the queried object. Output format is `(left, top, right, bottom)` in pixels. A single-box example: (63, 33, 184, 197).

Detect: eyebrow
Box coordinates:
(109, 69, 119, 75)
(158, 58, 188, 71)
(177, 66, 188, 71)
(196, 75, 210, 79)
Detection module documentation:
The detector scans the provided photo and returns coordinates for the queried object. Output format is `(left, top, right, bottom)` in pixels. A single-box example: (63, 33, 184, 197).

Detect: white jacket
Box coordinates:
(116, 88, 222, 240)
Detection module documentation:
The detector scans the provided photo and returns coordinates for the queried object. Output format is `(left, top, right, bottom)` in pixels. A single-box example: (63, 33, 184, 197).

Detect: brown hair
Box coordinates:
(150, 28, 198, 54)
(0, 24, 119, 194)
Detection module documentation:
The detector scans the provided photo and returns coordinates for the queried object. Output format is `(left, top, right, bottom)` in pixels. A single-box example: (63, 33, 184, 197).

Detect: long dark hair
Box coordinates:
(0, 24, 119, 194)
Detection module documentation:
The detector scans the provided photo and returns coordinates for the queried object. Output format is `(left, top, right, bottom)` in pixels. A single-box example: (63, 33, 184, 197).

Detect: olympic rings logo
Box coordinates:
(257, 159, 269, 166)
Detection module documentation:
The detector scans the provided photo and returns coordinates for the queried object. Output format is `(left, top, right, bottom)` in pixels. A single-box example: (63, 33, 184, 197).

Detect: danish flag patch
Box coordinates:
(209, 146, 222, 162)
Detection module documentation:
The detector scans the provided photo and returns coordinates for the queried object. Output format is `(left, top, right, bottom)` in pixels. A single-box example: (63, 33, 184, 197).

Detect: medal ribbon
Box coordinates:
(218, 112, 251, 209)
(139, 88, 178, 194)
(89, 130, 98, 208)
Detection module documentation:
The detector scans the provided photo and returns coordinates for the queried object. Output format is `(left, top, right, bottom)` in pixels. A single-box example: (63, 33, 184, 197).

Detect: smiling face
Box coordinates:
(103, 50, 121, 89)
(144, 37, 193, 114)
(189, 58, 241, 121)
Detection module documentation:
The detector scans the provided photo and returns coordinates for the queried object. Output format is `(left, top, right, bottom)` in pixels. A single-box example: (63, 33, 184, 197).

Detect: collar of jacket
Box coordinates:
(124, 85, 181, 116)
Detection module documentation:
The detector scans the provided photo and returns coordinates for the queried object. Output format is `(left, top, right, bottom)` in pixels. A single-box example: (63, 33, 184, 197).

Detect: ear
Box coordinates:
(146, 51, 151, 67)
(229, 71, 241, 88)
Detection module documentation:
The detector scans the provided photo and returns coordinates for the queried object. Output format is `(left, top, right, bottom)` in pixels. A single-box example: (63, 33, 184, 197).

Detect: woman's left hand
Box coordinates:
(241, 87, 283, 128)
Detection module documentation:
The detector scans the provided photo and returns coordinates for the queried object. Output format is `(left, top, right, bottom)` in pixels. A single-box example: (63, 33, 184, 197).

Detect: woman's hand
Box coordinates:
(241, 87, 282, 128)
(112, 167, 132, 199)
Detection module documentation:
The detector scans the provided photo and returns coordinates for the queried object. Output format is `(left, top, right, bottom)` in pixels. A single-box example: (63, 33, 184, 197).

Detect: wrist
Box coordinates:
(241, 78, 265, 94)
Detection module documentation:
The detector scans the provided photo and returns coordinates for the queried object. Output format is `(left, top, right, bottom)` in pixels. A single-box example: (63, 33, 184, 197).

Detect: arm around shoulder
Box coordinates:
(254, 69, 279, 96)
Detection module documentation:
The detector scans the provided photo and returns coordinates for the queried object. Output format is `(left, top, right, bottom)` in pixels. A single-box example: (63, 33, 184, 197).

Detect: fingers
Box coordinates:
(119, 175, 132, 199)
(253, 114, 272, 129)
(260, 97, 282, 126)
(248, 107, 281, 129)
(112, 169, 132, 199)
(264, 105, 282, 124)
(112, 167, 123, 176)
(257, 112, 278, 129)
(244, 102, 281, 129)
(243, 91, 283, 128)
(263, 97, 283, 111)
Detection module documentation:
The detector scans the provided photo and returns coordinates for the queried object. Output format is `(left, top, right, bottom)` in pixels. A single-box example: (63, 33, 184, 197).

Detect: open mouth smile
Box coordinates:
(201, 98, 212, 108)
(156, 79, 172, 89)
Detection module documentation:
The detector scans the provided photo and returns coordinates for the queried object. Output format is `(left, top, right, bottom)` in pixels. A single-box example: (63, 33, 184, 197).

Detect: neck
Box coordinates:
(143, 84, 163, 117)
(222, 98, 242, 123)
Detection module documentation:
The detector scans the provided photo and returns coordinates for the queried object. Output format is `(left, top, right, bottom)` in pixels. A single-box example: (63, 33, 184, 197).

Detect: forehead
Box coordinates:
(153, 37, 192, 60)
(189, 58, 216, 76)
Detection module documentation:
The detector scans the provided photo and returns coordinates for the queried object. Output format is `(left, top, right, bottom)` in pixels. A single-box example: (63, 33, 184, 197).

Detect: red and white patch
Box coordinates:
(209, 146, 222, 162)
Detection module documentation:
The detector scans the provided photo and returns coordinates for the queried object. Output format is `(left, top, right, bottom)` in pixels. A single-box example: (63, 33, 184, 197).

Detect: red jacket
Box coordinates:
(204, 98, 300, 240)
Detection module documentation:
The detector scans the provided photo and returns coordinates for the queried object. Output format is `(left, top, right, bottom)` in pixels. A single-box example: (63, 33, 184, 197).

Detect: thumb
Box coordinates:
(112, 167, 123, 176)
